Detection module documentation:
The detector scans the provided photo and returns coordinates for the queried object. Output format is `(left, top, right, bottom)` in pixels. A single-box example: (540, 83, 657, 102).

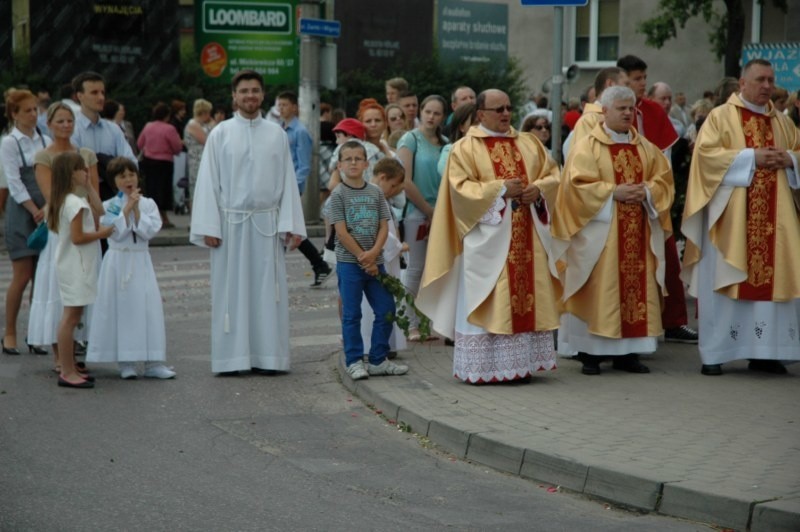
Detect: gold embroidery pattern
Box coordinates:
(611, 146, 648, 333)
(743, 114, 776, 289)
(612, 148, 644, 184)
(742, 116, 774, 150)
(618, 203, 647, 324)
(489, 140, 524, 180)
(509, 208, 535, 316)
(483, 137, 537, 332)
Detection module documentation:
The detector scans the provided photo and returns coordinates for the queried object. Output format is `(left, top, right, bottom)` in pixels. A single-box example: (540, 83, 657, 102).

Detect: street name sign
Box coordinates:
(299, 18, 341, 38)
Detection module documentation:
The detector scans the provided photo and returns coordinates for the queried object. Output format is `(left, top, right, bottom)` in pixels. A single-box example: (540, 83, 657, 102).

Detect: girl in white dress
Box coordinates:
(86, 158, 175, 380)
(28, 102, 99, 370)
(47, 152, 113, 388)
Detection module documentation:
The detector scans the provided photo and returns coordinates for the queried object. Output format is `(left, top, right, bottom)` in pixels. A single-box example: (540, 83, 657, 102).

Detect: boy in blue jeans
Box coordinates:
(328, 141, 408, 380)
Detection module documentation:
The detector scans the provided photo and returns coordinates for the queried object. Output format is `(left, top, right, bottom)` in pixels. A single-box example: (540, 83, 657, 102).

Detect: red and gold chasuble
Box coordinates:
(483, 137, 536, 333)
(738, 108, 778, 301)
(609, 144, 648, 337)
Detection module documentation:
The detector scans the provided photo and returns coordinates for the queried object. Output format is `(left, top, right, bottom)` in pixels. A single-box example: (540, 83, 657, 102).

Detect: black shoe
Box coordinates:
(748, 359, 788, 375)
(310, 263, 333, 288)
(2, 339, 20, 355)
(664, 325, 699, 344)
(251, 367, 282, 375)
(612, 354, 650, 374)
(577, 352, 601, 375)
(444, 338, 455, 347)
(57, 376, 94, 389)
(217, 371, 240, 377)
(26, 338, 48, 355)
(701, 364, 723, 376)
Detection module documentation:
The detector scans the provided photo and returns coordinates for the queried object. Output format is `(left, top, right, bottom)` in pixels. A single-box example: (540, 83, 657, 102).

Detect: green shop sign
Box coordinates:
(195, 0, 298, 84)
(203, 2, 291, 34)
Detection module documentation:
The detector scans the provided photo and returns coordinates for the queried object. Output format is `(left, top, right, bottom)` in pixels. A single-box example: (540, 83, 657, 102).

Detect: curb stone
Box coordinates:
(333, 352, 799, 530)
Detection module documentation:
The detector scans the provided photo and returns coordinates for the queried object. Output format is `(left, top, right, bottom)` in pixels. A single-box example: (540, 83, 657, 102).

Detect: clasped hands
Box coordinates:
(503, 178, 540, 205)
(754, 147, 793, 170)
(358, 249, 379, 277)
(613, 183, 647, 204)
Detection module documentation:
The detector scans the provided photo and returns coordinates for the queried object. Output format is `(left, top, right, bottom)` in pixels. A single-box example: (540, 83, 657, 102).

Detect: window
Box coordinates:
(574, 0, 619, 65)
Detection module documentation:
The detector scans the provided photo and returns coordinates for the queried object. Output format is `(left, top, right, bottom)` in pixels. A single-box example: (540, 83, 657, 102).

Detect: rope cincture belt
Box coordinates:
(221, 207, 280, 333)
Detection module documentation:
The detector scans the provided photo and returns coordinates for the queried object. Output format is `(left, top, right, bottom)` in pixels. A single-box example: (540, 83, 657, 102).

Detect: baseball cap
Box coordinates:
(332, 118, 366, 140)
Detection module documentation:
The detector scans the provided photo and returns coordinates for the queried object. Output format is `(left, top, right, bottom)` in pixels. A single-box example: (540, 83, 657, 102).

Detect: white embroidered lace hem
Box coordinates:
(453, 330, 556, 383)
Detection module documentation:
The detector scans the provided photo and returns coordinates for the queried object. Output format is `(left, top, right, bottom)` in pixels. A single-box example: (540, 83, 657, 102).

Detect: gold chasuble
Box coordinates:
(551, 125, 673, 339)
(681, 94, 800, 302)
(416, 126, 561, 338)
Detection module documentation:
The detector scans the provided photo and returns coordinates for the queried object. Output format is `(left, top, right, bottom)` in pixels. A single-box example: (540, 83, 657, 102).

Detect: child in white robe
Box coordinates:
(86, 157, 175, 380)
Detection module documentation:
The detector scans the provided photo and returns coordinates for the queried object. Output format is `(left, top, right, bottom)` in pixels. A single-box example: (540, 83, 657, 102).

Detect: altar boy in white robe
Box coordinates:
(190, 69, 306, 375)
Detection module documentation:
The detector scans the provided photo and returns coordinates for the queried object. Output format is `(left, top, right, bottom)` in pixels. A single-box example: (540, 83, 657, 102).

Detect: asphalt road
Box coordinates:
(0, 244, 711, 531)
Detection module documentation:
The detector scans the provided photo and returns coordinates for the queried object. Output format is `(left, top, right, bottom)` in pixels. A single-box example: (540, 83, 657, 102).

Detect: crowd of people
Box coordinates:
(2, 57, 799, 388)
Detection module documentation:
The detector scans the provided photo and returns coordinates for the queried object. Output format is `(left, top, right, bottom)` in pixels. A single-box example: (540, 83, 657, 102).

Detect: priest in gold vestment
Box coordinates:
(416, 89, 561, 384)
(562, 66, 628, 160)
(681, 60, 800, 376)
(551, 86, 674, 375)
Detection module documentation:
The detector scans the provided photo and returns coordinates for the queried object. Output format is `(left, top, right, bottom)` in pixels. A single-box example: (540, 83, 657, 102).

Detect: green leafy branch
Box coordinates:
(377, 273, 432, 341)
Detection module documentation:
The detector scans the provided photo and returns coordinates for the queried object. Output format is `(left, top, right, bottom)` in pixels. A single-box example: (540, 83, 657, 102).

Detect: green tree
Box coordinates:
(638, 0, 788, 77)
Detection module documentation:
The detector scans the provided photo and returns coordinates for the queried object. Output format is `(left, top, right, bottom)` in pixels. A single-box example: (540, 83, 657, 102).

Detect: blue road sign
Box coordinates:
(521, 1, 589, 5)
(298, 18, 341, 38)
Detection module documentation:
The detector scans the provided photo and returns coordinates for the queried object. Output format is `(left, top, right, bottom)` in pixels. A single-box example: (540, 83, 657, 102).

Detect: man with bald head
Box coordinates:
(416, 89, 562, 384)
(446, 86, 477, 125)
(681, 59, 800, 376)
(451, 86, 476, 111)
(552, 86, 674, 375)
(648, 82, 684, 137)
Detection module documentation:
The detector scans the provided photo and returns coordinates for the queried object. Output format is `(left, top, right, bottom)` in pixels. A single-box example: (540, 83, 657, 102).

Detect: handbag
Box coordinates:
(27, 221, 48, 251)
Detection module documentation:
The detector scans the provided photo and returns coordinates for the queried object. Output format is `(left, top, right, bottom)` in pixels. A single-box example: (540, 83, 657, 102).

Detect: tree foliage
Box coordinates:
(638, 0, 788, 77)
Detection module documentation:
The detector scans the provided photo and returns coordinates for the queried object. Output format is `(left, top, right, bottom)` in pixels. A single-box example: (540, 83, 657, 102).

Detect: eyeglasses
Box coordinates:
(480, 105, 513, 114)
(532, 125, 550, 131)
(341, 157, 366, 164)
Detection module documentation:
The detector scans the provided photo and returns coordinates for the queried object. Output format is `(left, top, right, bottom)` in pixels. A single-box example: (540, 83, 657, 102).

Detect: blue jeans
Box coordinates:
(337, 262, 396, 367)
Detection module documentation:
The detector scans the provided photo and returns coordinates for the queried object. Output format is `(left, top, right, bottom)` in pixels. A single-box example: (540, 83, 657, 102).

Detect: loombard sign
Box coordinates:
(195, 0, 298, 84)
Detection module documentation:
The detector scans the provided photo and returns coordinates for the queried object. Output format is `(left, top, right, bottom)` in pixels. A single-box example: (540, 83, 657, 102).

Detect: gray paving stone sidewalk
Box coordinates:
(10, 213, 796, 530)
(337, 340, 799, 532)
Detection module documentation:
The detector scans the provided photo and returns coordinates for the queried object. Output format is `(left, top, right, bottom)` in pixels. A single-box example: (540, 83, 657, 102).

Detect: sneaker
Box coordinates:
(664, 325, 698, 344)
(367, 360, 409, 376)
(143, 363, 176, 379)
(310, 263, 333, 288)
(346, 360, 369, 380)
(119, 362, 138, 380)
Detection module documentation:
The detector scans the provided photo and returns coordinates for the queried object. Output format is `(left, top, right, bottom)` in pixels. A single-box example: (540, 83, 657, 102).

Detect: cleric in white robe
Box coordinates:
(190, 70, 306, 374)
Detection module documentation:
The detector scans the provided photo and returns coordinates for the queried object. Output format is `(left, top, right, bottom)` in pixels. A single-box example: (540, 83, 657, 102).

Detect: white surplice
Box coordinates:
(87, 196, 166, 363)
(190, 113, 307, 373)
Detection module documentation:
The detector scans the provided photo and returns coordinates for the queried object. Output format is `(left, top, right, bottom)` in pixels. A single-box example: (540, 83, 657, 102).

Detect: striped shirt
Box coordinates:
(328, 181, 390, 264)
